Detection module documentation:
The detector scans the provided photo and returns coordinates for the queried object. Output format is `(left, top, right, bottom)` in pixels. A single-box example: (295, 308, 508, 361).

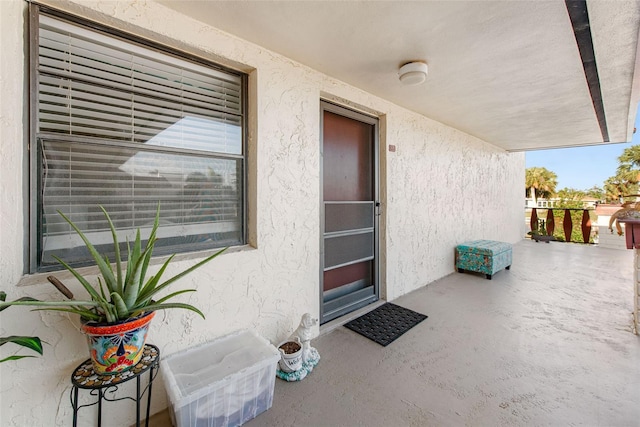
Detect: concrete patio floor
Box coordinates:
(154, 239, 640, 426)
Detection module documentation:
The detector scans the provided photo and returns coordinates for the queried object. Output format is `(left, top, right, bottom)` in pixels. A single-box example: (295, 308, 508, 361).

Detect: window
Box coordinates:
(30, 6, 247, 272)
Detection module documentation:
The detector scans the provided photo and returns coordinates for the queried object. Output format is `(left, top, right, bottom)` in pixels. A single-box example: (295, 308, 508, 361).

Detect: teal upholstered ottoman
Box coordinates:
(456, 240, 512, 280)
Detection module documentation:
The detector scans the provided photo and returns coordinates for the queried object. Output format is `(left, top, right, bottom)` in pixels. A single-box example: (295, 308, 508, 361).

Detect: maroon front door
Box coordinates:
(321, 101, 379, 324)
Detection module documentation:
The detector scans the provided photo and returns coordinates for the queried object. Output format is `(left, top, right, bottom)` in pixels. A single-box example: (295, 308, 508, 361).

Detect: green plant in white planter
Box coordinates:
(1, 205, 225, 373)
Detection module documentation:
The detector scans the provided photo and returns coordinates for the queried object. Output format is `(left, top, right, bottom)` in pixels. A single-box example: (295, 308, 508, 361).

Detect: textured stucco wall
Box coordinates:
(0, 0, 27, 299)
(384, 115, 523, 300)
(0, 0, 524, 425)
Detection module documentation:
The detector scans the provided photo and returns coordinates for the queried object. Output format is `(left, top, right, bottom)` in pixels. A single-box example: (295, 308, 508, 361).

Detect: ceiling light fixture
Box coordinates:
(398, 61, 428, 86)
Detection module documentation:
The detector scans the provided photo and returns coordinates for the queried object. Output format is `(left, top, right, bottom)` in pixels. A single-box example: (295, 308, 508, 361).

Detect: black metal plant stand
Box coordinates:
(70, 344, 160, 427)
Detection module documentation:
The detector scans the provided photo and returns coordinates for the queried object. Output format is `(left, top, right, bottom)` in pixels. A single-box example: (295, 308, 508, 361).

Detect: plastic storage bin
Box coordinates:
(162, 330, 281, 427)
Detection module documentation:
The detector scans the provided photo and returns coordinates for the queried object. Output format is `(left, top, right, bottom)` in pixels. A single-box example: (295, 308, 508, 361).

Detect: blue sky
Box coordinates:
(525, 109, 640, 190)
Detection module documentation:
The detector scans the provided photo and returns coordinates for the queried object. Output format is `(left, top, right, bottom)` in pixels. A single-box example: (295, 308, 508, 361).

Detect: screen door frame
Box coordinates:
(320, 100, 380, 324)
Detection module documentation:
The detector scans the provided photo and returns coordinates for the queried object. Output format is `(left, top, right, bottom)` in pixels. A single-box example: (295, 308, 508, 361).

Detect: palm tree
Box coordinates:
(618, 145, 640, 171)
(601, 145, 640, 203)
(614, 146, 640, 188)
(525, 167, 558, 205)
(604, 176, 638, 204)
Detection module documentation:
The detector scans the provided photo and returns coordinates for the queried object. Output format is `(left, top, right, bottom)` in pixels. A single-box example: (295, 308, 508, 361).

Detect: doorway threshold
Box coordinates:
(319, 299, 386, 337)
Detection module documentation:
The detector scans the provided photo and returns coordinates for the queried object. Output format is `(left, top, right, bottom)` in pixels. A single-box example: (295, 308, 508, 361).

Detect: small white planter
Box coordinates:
(277, 337, 303, 373)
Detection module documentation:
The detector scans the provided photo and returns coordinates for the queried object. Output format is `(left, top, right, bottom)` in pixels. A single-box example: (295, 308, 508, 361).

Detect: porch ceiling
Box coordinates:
(158, 0, 640, 152)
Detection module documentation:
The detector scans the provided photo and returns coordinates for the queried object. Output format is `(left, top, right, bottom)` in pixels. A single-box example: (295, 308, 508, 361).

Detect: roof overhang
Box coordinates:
(158, 0, 640, 152)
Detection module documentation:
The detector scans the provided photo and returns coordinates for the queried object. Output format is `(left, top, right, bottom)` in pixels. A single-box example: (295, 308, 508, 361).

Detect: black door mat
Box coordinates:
(343, 303, 428, 346)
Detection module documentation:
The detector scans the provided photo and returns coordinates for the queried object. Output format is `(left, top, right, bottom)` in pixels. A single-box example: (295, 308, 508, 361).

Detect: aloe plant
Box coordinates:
(0, 292, 44, 363)
(0, 205, 225, 323)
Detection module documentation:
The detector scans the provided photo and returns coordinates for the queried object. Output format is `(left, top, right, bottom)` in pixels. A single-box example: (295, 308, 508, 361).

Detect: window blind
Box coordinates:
(35, 12, 245, 270)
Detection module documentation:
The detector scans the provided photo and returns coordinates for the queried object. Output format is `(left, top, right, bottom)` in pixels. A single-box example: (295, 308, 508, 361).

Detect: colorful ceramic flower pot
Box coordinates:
(81, 311, 155, 375)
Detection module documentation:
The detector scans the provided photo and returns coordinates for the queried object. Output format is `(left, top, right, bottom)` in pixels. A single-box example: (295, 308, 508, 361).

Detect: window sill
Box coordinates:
(17, 245, 253, 288)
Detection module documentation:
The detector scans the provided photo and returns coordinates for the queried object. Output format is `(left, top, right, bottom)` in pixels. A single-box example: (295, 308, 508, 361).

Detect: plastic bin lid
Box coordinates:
(162, 330, 280, 402)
